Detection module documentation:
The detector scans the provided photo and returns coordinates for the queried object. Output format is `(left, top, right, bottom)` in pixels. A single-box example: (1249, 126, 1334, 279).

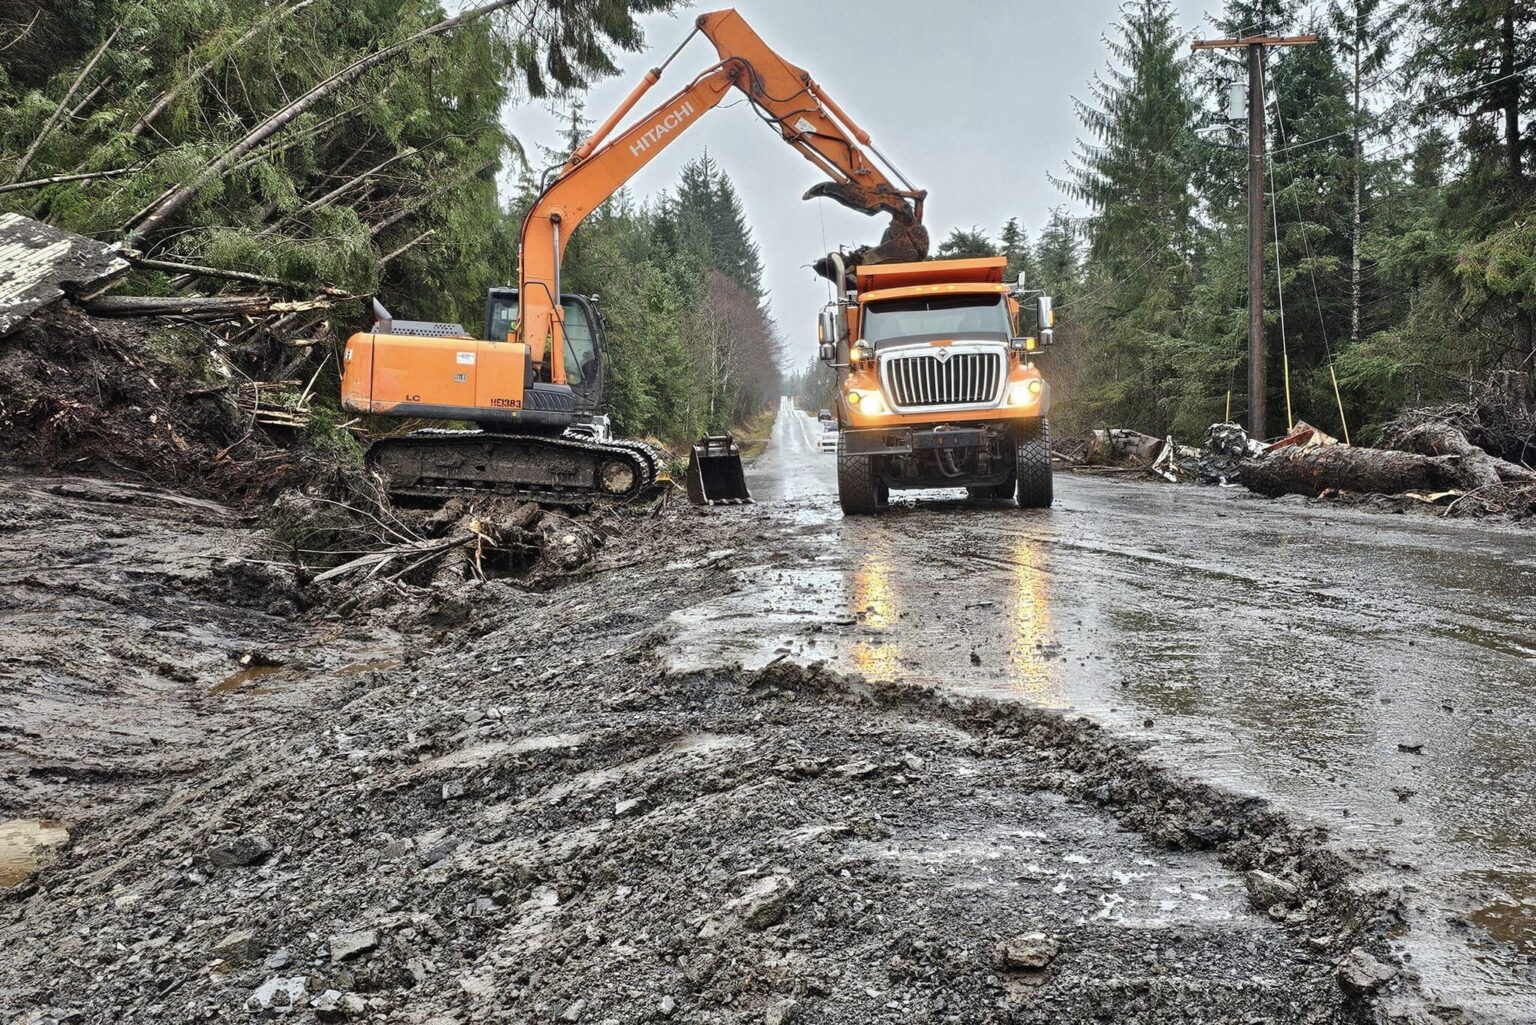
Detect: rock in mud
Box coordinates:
(329, 929, 379, 962)
(207, 834, 273, 868)
(997, 932, 1060, 971)
(763, 998, 799, 1025)
(246, 976, 308, 1012)
(729, 873, 796, 930)
(1337, 947, 1397, 997)
(1244, 868, 1299, 910)
(211, 929, 262, 966)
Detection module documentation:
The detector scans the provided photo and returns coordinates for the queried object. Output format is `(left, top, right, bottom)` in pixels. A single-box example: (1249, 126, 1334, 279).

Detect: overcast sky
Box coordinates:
(504, 0, 1214, 368)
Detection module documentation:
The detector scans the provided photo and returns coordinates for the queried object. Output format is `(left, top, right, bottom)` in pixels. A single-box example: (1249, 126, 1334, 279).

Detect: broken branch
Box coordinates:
(123, 0, 523, 244)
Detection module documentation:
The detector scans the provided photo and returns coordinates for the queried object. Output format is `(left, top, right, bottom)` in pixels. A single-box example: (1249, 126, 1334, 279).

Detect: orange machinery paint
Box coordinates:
(342, 330, 528, 420)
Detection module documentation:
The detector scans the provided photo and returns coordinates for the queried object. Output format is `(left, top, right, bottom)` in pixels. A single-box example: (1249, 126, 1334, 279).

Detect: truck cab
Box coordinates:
(817, 256, 1056, 513)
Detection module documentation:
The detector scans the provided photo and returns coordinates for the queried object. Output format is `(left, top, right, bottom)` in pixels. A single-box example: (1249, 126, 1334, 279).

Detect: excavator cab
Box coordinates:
(484, 288, 605, 412)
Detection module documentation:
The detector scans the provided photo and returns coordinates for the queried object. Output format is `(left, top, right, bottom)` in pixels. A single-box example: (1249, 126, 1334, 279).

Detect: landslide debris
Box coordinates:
(0, 488, 1419, 1023)
(0, 303, 367, 505)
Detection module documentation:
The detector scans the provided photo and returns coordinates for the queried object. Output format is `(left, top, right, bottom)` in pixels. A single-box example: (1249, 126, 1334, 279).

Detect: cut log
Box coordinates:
(1241, 447, 1464, 497)
(1085, 429, 1165, 467)
(1241, 444, 1536, 498)
(83, 294, 335, 319)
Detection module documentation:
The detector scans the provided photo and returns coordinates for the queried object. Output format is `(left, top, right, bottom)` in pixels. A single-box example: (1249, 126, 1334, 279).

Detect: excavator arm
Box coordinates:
(518, 8, 928, 384)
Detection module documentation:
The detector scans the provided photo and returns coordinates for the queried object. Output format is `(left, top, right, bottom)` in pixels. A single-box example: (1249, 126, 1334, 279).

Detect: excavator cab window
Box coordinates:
(482, 289, 602, 399)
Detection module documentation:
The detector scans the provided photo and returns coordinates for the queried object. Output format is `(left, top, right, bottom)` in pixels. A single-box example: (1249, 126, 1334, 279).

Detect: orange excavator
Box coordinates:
(341, 8, 928, 504)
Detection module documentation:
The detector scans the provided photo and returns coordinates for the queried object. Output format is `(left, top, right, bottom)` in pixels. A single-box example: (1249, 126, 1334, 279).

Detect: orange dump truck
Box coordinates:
(816, 255, 1056, 514)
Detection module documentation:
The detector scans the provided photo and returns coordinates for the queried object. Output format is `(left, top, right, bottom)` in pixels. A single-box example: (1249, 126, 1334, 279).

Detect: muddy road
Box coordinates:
(676, 397, 1536, 1020)
(0, 398, 1531, 1024)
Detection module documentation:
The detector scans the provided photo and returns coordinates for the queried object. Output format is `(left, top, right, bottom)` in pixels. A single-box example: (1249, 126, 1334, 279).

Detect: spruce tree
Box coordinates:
(1058, 0, 1199, 430)
(999, 218, 1037, 284)
(936, 227, 997, 259)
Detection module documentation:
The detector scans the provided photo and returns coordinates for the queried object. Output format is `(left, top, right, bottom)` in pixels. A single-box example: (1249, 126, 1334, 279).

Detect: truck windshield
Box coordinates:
(863, 294, 1009, 343)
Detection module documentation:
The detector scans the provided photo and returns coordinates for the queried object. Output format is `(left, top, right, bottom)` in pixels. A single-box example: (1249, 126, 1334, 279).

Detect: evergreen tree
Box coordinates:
(999, 217, 1037, 284)
(1057, 0, 1199, 431)
(1034, 208, 1081, 306)
(1328, 0, 1400, 344)
(935, 226, 997, 259)
(1412, 2, 1535, 190)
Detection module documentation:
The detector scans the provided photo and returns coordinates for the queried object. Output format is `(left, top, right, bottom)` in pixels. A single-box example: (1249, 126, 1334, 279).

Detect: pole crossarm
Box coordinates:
(1191, 35, 1319, 50)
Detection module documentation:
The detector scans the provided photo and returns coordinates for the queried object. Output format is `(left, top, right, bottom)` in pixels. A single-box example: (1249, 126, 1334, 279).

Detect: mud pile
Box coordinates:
(0, 475, 1432, 1025)
(0, 303, 367, 506)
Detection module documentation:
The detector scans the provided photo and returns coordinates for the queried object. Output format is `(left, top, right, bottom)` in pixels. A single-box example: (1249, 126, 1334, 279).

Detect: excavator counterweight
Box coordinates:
(341, 8, 926, 505)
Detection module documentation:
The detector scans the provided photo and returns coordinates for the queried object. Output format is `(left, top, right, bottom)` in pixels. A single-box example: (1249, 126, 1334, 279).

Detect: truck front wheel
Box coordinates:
(837, 433, 887, 514)
(1015, 418, 1054, 509)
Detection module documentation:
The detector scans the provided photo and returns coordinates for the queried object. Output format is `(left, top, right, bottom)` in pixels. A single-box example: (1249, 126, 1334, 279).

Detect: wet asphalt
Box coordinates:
(671, 396, 1536, 1022)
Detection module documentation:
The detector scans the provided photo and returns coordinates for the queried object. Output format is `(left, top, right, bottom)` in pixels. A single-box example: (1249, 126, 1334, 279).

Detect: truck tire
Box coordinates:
(1015, 418, 1054, 509)
(837, 433, 887, 514)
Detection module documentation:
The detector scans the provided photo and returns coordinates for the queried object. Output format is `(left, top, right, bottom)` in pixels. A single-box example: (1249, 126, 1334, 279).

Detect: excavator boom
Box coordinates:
(519, 8, 927, 383)
(342, 8, 926, 507)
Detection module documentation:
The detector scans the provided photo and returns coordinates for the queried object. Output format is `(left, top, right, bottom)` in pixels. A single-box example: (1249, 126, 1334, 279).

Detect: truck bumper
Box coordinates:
(842, 422, 1012, 457)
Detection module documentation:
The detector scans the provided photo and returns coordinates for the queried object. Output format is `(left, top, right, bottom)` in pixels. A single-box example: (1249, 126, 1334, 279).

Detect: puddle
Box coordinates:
(0, 818, 70, 887)
(336, 659, 400, 676)
(210, 663, 288, 694)
(1468, 872, 1536, 954)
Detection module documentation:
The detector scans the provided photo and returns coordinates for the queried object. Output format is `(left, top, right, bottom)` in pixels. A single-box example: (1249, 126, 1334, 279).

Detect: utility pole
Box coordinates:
(1192, 33, 1317, 440)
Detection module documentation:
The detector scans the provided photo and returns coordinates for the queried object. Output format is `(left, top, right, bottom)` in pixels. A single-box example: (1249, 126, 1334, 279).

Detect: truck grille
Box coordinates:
(881, 349, 1005, 409)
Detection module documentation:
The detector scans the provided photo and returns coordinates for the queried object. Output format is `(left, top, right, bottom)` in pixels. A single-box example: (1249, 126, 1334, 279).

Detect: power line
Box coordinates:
(1266, 64, 1536, 158)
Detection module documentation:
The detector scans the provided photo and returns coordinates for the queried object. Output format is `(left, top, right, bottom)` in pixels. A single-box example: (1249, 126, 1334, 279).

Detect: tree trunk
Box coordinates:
(123, 0, 522, 246)
(1350, 22, 1362, 345)
(125, 255, 353, 296)
(0, 167, 134, 195)
(1242, 428, 1536, 498)
(7, 22, 122, 184)
(380, 229, 435, 265)
(128, 0, 318, 139)
(1503, 8, 1521, 180)
(1243, 447, 1468, 496)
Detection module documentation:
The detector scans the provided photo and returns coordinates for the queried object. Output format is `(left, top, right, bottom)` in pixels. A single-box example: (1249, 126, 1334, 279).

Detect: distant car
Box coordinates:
(817, 409, 833, 423)
(819, 421, 838, 452)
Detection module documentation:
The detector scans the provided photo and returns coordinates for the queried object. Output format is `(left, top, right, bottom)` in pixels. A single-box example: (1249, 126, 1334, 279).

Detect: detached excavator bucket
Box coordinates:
(685, 434, 751, 506)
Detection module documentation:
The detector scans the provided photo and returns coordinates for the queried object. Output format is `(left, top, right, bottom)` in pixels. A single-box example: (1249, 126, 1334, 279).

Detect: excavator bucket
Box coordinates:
(685, 434, 751, 505)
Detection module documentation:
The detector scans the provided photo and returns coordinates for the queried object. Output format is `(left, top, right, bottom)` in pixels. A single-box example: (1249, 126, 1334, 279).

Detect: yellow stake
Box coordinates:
(1281, 344, 1294, 431)
(1329, 362, 1351, 445)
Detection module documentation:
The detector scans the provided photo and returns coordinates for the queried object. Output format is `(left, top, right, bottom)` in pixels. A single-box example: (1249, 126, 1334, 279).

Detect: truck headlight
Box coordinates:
(1006, 380, 1044, 406)
(847, 388, 886, 415)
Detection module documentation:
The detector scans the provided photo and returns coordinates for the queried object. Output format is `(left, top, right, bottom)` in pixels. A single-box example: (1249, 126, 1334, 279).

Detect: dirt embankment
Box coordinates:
(0, 473, 1452, 1025)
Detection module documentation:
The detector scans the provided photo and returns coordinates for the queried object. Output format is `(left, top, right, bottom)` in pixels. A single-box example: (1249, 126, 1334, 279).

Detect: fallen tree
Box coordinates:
(1240, 374, 1536, 516)
(1238, 444, 1534, 497)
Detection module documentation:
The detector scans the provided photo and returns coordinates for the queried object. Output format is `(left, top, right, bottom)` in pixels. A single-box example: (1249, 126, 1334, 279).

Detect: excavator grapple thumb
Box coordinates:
(685, 434, 751, 505)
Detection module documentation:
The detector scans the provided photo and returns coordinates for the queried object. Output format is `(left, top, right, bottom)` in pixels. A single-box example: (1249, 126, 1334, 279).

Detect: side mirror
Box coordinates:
(1035, 295, 1054, 332)
(818, 342, 836, 362)
(818, 308, 837, 344)
(1016, 271, 1027, 290)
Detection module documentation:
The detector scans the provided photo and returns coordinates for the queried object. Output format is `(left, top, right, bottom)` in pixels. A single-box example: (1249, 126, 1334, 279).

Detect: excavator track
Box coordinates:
(369, 429, 666, 506)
